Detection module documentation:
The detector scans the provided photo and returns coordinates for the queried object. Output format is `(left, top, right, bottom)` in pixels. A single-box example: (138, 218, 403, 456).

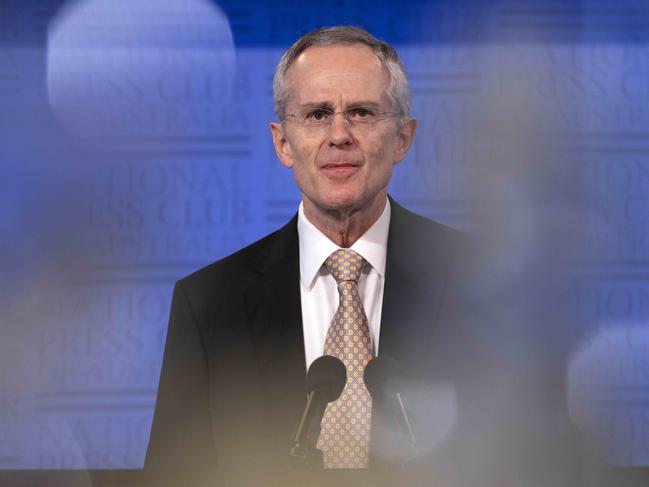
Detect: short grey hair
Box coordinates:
(273, 26, 411, 123)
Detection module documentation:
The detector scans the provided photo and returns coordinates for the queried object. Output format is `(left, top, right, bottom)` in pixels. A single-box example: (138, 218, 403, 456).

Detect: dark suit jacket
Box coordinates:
(143, 199, 504, 484)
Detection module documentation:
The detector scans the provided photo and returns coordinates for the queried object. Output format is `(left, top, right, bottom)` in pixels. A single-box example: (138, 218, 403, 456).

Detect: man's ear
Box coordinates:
(270, 122, 294, 168)
(393, 117, 417, 164)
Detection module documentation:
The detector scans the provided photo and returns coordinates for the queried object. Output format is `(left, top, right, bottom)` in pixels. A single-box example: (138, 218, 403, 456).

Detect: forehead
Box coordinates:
(284, 44, 391, 107)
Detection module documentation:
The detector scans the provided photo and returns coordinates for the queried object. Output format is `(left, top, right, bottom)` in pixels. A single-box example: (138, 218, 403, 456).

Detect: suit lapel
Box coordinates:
(379, 201, 443, 376)
(243, 216, 306, 447)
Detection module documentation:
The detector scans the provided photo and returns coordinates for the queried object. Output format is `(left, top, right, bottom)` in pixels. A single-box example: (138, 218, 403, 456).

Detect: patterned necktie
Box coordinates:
(318, 249, 374, 469)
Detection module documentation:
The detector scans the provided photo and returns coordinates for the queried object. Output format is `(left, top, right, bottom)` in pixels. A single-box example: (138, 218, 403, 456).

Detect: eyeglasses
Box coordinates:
(283, 106, 397, 134)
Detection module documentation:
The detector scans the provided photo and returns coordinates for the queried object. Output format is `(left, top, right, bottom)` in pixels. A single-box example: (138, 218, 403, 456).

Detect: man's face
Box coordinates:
(270, 44, 416, 216)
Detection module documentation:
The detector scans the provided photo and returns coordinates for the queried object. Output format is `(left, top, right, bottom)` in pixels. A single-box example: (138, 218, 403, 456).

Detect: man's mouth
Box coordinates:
(321, 163, 360, 176)
(321, 158, 361, 168)
(322, 162, 358, 168)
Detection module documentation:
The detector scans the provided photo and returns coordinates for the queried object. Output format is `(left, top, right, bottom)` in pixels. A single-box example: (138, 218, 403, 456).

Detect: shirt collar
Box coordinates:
(297, 199, 391, 289)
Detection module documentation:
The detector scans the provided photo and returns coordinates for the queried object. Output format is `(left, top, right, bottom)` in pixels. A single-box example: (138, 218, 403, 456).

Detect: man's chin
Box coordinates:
(315, 194, 382, 217)
(319, 194, 362, 213)
(303, 187, 386, 217)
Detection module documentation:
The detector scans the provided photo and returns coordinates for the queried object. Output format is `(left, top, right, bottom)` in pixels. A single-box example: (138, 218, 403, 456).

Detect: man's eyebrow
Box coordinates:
(296, 101, 334, 111)
(344, 101, 382, 109)
(296, 100, 383, 111)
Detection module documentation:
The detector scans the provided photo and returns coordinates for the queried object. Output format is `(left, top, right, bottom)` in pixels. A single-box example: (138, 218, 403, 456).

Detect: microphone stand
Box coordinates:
(289, 390, 324, 469)
(395, 392, 419, 457)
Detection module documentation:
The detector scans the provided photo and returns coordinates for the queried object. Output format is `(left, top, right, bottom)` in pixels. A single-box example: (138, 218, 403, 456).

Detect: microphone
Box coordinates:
(290, 355, 346, 467)
(364, 356, 419, 456)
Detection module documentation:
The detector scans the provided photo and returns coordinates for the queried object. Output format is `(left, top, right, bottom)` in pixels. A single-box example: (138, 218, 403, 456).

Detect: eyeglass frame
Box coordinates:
(281, 105, 398, 133)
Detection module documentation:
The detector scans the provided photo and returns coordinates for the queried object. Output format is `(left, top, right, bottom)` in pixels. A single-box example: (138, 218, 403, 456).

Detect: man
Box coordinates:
(146, 26, 474, 483)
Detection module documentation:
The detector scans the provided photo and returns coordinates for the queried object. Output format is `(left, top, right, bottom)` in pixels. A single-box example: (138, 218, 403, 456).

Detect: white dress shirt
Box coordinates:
(297, 199, 391, 370)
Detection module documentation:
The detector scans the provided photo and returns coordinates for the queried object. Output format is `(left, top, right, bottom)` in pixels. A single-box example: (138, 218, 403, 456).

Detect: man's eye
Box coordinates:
(349, 107, 374, 118)
(306, 110, 331, 121)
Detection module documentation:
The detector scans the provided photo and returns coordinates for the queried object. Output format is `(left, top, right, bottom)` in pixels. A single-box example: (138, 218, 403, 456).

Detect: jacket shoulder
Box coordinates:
(177, 216, 297, 300)
(390, 199, 475, 249)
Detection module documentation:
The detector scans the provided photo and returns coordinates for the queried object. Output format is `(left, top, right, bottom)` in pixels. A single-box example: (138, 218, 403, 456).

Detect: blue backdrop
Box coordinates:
(1, 0, 648, 469)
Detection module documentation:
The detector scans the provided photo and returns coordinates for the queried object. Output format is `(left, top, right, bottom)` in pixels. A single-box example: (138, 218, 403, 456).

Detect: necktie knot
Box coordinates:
(324, 249, 367, 284)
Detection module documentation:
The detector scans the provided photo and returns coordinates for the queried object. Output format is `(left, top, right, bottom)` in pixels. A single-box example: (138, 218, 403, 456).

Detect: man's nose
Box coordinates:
(328, 112, 352, 146)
